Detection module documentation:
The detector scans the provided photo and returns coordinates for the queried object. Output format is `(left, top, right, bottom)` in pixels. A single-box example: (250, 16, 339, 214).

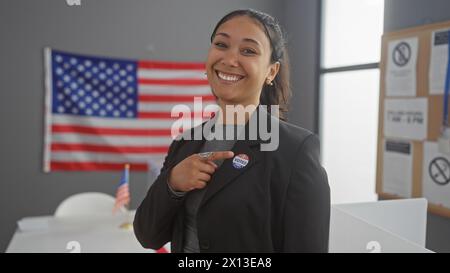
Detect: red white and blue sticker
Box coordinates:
(232, 154, 249, 169)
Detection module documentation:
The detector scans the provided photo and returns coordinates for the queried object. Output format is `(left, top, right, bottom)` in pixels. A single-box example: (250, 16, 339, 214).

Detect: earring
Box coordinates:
(266, 79, 273, 86)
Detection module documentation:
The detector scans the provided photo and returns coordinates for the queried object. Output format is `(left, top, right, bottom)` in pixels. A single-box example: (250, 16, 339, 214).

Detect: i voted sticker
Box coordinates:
(232, 154, 249, 169)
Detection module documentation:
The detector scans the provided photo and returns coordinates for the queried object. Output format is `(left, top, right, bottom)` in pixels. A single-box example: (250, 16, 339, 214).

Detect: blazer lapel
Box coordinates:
(199, 106, 275, 208)
(171, 119, 212, 164)
(199, 138, 262, 208)
(172, 139, 204, 165)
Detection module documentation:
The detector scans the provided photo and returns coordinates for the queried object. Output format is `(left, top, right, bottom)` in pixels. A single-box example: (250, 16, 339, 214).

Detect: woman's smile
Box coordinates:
(215, 69, 245, 84)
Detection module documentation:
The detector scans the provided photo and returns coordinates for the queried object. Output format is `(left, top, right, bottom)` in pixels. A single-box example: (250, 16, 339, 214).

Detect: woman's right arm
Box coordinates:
(133, 140, 185, 250)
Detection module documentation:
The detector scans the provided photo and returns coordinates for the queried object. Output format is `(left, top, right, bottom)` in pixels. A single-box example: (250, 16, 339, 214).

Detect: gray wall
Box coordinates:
(384, 0, 450, 253)
(0, 0, 288, 252)
(283, 0, 320, 132)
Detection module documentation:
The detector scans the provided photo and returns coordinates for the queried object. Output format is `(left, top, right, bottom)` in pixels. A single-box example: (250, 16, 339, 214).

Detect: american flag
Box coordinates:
(113, 164, 130, 213)
(44, 48, 217, 172)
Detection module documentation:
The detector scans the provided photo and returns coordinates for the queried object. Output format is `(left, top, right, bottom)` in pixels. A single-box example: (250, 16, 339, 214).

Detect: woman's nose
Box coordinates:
(221, 49, 239, 67)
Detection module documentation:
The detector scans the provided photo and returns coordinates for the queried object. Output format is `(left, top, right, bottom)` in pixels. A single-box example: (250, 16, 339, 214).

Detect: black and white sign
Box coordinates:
(384, 98, 427, 140)
(386, 37, 418, 97)
(422, 142, 450, 209)
(430, 29, 450, 95)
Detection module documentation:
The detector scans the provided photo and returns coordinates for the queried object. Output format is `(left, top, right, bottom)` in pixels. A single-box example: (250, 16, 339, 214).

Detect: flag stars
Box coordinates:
(70, 82, 78, 90)
(52, 54, 138, 119)
(55, 55, 63, 63)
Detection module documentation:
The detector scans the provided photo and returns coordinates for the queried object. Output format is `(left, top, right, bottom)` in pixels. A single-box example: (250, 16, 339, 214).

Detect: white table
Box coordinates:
(6, 211, 155, 253)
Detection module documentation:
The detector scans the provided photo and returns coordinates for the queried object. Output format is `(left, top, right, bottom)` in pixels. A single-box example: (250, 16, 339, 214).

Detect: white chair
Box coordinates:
(54, 192, 125, 218)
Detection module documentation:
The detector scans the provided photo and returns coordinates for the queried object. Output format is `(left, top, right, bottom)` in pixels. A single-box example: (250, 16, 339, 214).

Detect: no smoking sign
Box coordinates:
(428, 157, 450, 186)
(392, 42, 411, 67)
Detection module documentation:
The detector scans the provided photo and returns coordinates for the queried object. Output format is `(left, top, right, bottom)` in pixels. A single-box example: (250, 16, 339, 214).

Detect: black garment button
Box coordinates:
(200, 240, 210, 250)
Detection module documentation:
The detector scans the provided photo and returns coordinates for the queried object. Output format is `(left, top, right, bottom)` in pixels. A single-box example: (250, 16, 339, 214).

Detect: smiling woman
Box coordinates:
(207, 10, 291, 122)
(207, 16, 279, 108)
(134, 9, 330, 253)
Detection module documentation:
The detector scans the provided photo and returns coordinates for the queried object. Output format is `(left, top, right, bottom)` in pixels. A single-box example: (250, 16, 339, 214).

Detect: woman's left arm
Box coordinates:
(282, 134, 330, 253)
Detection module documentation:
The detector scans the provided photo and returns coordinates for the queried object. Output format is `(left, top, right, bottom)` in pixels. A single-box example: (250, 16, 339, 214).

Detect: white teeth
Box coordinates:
(217, 71, 242, 82)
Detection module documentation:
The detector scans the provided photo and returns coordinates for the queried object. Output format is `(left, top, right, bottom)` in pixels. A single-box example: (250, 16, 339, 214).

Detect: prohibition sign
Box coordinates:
(392, 42, 411, 67)
(429, 157, 450, 186)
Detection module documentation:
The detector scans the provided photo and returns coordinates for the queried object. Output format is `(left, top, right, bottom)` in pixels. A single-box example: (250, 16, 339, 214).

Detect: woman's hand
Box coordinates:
(168, 151, 234, 192)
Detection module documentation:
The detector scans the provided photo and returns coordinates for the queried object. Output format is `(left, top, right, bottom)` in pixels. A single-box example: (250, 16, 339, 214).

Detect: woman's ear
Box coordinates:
(267, 61, 280, 83)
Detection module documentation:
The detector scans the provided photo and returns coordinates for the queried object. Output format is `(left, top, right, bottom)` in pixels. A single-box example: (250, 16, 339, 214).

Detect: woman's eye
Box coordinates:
(214, 42, 227, 48)
(242, 48, 256, 55)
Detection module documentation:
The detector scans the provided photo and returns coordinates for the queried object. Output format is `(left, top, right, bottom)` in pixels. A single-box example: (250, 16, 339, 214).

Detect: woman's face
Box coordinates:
(206, 15, 279, 107)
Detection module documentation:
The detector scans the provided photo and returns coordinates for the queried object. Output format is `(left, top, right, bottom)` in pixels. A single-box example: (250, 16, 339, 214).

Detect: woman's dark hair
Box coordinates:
(210, 9, 291, 121)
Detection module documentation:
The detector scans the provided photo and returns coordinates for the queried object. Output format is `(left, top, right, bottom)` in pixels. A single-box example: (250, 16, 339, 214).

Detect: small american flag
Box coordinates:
(44, 48, 216, 172)
(113, 164, 130, 213)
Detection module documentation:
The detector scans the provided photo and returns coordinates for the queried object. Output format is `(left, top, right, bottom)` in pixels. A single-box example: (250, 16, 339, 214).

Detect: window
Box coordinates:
(320, 0, 384, 204)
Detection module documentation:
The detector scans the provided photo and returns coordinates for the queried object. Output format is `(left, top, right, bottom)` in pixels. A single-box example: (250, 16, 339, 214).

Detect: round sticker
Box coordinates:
(232, 154, 249, 169)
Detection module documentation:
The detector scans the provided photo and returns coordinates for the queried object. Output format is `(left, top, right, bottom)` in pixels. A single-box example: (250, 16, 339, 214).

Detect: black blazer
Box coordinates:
(134, 110, 330, 253)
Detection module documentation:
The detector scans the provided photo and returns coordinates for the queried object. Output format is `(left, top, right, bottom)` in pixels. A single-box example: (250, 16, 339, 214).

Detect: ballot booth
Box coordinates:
(329, 198, 433, 253)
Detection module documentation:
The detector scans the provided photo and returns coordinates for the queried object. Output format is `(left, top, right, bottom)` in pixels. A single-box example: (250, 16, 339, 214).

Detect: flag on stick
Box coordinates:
(113, 164, 130, 213)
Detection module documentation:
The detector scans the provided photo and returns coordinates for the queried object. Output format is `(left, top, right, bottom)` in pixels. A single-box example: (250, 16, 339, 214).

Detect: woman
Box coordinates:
(134, 9, 330, 253)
